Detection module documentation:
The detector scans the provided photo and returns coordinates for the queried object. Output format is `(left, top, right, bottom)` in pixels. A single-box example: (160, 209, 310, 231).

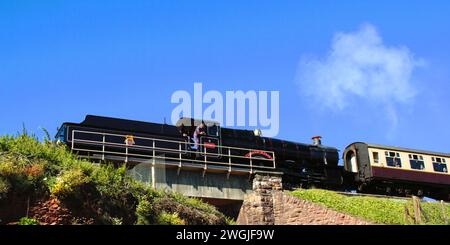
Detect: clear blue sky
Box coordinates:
(1, 1, 449, 157)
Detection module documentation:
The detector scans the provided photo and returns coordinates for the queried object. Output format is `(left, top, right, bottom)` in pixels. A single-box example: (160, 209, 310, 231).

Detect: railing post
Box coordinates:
(204, 145, 207, 163)
(249, 152, 253, 174)
(71, 130, 75, 151)
(152, 140, 156, 165)
(179, 144, 182, 164)
(202, 146, 207, 178)
(272, 152, 276, 169)
(273, 152, 276, 168)
(102, 134, 105, 161)
(151, 140, 156, 189)
(227, 148, 231, 180)
(125, 144, 128, 164)
(177, 143, 182, 175)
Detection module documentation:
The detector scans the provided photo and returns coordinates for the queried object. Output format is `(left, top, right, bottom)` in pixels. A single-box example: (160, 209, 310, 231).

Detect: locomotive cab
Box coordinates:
(176, 118, 222, 157)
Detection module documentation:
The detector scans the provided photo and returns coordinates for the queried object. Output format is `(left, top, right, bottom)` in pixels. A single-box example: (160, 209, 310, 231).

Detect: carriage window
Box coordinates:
(433, 162, 448, 173)
(409, 154, 425, 170)
(372, 152, 379, 163)
(433, 157, 448, 173)
(385, 151, 402, 167)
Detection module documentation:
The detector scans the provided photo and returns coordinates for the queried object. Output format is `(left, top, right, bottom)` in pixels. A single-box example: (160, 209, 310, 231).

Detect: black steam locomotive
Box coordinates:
(56, 115, 343, 188)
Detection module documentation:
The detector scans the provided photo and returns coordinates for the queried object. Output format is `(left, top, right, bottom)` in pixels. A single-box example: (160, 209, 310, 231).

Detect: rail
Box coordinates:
(334, 191, 449, 203)
(70, 129, 276, 174)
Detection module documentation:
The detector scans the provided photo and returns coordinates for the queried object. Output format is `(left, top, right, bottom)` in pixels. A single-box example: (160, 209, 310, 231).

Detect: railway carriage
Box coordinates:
(343, 142, 450, 200)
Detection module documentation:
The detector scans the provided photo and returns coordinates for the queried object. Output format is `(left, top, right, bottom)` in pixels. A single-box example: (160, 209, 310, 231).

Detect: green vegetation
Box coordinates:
(291, 189, 450, 225)
(156, 212, 185, 225)
(0, 131, 227, 225)
(224, 216, 237, 225)
(18, 217, 39, 225)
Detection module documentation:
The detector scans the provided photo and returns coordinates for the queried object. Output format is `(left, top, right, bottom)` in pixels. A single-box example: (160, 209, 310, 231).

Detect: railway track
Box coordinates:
(333, 191, 449, 203)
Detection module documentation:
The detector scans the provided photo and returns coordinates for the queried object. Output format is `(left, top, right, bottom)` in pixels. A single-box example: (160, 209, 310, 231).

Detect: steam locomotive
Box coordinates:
(56, 115, 450, 200)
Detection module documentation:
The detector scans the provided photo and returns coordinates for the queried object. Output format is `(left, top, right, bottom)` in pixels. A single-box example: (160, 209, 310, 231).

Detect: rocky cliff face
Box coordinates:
(237, 174, 370, 225)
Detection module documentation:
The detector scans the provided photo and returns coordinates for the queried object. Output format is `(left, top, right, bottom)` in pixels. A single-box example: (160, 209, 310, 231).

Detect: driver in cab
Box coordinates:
(192, 122, 206, 150)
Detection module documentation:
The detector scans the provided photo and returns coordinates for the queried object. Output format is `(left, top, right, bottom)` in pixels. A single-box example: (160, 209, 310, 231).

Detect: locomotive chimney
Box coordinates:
(312, 136, 322, 146)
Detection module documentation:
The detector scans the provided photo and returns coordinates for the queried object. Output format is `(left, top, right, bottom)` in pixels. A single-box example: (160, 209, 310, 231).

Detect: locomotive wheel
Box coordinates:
(385, 186, 392, 195)
(357, 183, 367, 192)
(417, 189, 424, 197)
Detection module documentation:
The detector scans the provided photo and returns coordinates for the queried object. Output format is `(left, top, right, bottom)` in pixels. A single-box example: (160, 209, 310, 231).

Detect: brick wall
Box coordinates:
(237, 174, 370, 225)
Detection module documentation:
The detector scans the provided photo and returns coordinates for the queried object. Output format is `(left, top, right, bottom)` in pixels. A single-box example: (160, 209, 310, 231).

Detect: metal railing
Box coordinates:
(70, 129, 276, 174)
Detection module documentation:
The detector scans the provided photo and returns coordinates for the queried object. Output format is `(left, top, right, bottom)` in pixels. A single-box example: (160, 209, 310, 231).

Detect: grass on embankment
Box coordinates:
(0, 131, 228, 225)
(291, 189, 450, 225)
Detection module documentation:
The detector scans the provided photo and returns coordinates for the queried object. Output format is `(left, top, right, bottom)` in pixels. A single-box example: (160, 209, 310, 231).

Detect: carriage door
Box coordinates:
(345, 151, 358, 173)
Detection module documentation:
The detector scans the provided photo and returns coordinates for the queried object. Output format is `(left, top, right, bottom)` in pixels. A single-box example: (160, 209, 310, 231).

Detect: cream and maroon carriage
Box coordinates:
(343, 142, 450, 200)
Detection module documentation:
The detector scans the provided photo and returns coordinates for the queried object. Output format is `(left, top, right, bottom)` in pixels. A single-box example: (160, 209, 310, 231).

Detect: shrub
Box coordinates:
(225, 216, 237, 225)
(171, 192, 220, 216)
(0, 155, 46, 195)
(50, 168, 91, 200)
(90, 164, 127, 197)
(136, 198, 157, 225)
(110, 217, 123, 225)
(0, 177, 10, 197)
(0, 159, 17, 177)
(0, 133, 227, 225)
(24, 163, 45, 179)
(157, 212, 185, 225)
(18, 217, 39, 225)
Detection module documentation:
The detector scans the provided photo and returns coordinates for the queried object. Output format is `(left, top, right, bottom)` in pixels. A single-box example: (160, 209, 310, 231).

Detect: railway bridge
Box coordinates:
(70, 129, 283, 213)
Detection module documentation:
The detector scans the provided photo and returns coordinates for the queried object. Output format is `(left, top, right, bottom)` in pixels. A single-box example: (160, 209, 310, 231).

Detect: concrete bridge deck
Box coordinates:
(127, 158, 282, 201)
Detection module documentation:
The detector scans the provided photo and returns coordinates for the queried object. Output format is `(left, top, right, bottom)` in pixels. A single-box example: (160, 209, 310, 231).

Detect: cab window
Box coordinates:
(207, 125, 220, 137)
(56, 125, 67, 142)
